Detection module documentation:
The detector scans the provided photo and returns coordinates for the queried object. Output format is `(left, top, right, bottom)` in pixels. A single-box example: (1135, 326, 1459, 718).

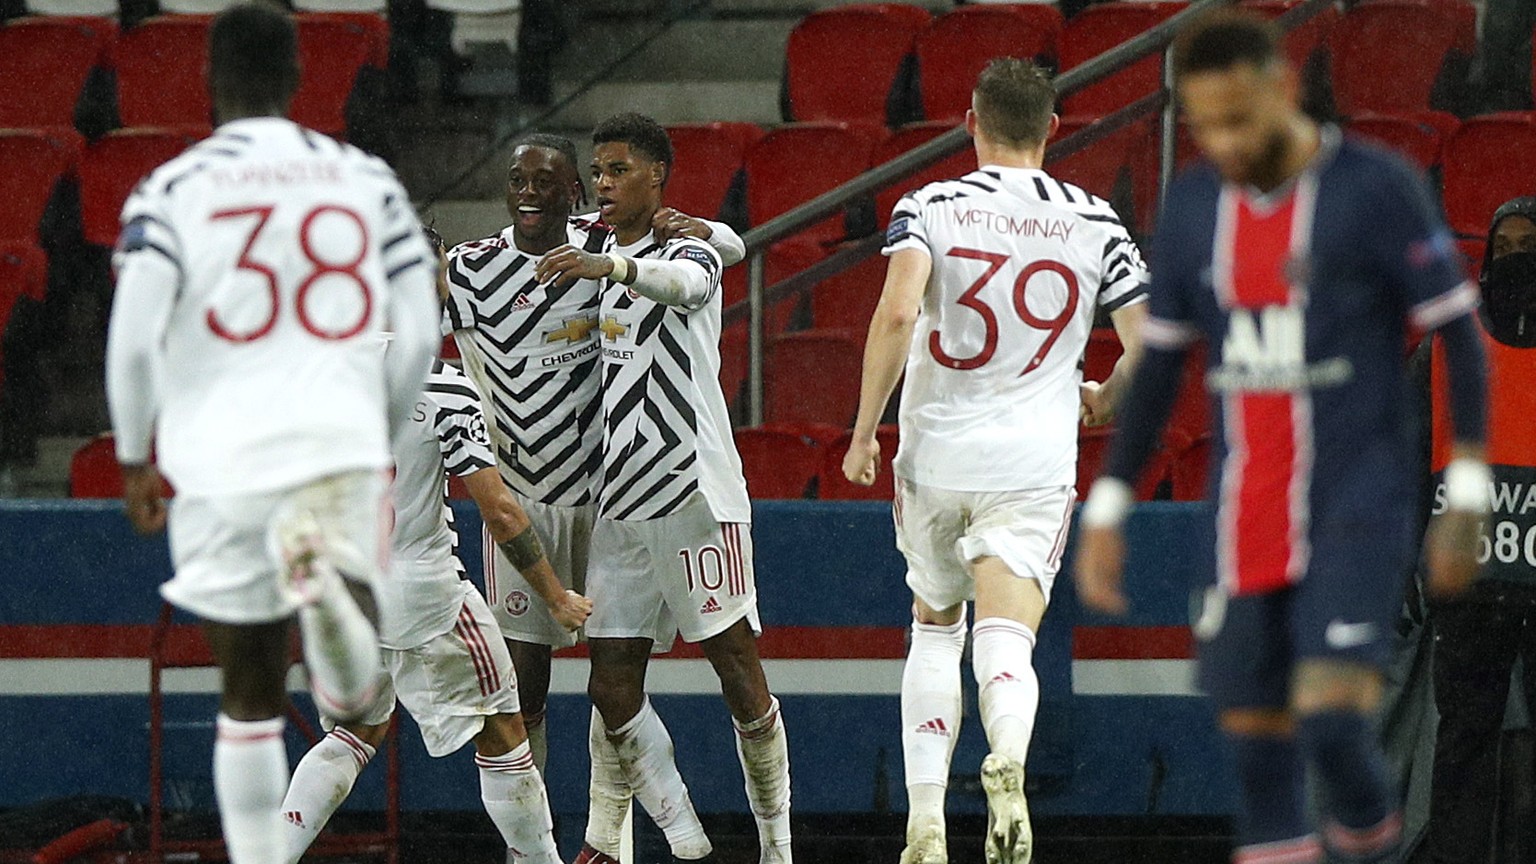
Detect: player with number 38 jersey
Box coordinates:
(844, 60, 1148, 864)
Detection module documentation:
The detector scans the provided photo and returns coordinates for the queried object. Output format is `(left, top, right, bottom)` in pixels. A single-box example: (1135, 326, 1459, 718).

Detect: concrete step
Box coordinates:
(547, 79, 783, 128)
(552, 18, 794, 83)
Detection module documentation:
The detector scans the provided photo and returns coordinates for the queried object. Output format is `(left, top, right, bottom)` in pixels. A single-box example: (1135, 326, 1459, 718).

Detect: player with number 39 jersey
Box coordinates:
(844, 60, 1148, 864)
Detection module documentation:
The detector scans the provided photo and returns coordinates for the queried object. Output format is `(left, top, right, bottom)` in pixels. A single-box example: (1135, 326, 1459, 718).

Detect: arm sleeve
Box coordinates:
(700, 219, 746, 267)
(1436, 312, 1488, 445)
(628, 240, 721, 310)
(1101, 196, 1198, 484)
(442, 245, 476, 333)
(432, 377, 496, 477)
(106, 185, 183, 465)
(1372, 160, 1480, 333)
(378, 184, 440, 440)
(882, 192, 931, 258)
(1096, 216, 1151, 312)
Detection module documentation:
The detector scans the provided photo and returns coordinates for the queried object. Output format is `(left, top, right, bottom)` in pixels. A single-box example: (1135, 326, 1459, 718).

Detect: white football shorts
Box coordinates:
(586, 493, 761, 645)
(336, 583, 521, 757)
(895, 479, 1076, 611)
(485, 497, 595, 648)
(164, 470, 388, 625)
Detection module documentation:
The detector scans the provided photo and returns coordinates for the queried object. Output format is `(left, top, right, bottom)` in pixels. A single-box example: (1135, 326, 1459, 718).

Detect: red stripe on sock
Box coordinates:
(1325, 813, 1401, 857)
(1235, 835, 1321, 864)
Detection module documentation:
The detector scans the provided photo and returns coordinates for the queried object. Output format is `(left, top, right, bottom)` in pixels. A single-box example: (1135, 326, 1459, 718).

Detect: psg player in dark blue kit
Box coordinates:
(1075, 12, 1489, 864)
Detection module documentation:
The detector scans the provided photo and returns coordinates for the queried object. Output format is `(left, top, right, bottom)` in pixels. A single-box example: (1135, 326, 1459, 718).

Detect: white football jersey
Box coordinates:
(885, 166, 1149, 491)
(379, 360, 494, 650)
(597, 231, 751, 523)
(110, 117, 438, 497)
(444, 217, 607, 507)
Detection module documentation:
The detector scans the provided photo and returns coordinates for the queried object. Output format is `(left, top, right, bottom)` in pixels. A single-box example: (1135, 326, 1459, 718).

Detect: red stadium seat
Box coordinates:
(809, 248, 886, 331)
(818, 426, 902, 501)
(0, 16, 116, 129)
(1442, 113, 1536, 237)
(1329, 1, 1459, 115)
(1077, 426, 1168, 501)
(0, 245, 47, 387)
(298, 12, 389, 67)
(1239, 0, 1336, 69)
(1060, 3, 1186, 116)
(289, 16, 376, 138)
(80, 127, 207, 248)
(916, 4, 1064, 123)
(1166, 343, 1212, 443)
(665, 122, 762, 222)
(112, 16, 213, 128)
(720, 321, 748, 412)
(735, 426, 823, 499)
(1167, 431, 1212, 501)
(1458, 238, 1486, 272)
(70, 434, 123, 498)
(1346, 112, 1455, 171)
(765, 328, 863, 426)
(1051, 116, 1156, 231)
(872, 122, 977, 228)
(784, 4, 932, 126)
(1082, 328, 1122, 385)
(0, 128, 82, 247)
(745, 123, 875, 243)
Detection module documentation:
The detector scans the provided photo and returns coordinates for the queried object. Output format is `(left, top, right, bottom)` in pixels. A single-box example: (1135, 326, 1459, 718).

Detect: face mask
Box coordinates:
(1482, 251, 1536, 346)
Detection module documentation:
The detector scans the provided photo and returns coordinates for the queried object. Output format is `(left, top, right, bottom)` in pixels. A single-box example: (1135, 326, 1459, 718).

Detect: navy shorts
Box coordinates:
(1194, 517, 1413, 710)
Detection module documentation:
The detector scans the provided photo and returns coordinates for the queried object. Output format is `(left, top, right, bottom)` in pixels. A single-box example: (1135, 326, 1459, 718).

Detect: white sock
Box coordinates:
(525, 709, 549, 777)
(300, 575, 384, 722)
(971, 617, 1039, 764)
(902, 613, 966, 838)
(214, 714, 290, 864)
(476, 742, 561, 864)
(584, 707, 632, 857)
(609, 698, 712, 860)
(280, 727, 375, 864)
(734, 696, 792, 862)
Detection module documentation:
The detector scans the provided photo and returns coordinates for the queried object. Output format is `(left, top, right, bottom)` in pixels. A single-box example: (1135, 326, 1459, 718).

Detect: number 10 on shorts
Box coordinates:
(679, 539, 748, 597)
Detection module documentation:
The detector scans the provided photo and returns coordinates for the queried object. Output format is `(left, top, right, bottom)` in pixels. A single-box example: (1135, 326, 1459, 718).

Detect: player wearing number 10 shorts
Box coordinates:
(104, 6, 440, 864)
(842, 59, 1149, 864)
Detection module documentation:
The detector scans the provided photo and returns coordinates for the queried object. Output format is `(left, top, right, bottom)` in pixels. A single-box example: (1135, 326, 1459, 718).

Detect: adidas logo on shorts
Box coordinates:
(915, 718, 950, 736)
(284, 811, 305, 828)
(991, 671, 1021, 685)
(700, 597, 723, 614)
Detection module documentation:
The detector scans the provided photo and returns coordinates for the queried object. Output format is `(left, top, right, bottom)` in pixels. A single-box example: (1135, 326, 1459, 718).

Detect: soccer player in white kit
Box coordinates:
(278, 340, 585, 864)
(841, 60, 1150, 864)
(103, 6, 439, 864)
(536, 113, 791, 864)
(445, 135, 744, 783)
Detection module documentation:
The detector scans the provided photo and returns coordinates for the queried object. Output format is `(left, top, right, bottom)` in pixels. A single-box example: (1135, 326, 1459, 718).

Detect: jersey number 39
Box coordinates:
(929, 247, 1079, 376)
(207, 204, 373, 343)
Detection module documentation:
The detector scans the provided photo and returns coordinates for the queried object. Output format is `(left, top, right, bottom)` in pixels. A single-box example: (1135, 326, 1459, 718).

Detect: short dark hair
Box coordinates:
(592, 113, 674, 182)
(209, 3, 300, 113)
(513, 133, 580, 176)
(1171, 10, 1282, 78)
(972, 58, 1056, 147)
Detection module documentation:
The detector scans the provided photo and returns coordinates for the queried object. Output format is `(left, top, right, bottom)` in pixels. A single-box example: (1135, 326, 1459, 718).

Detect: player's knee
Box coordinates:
(912, 597, 964, 627)
(1291, 658, 1383, 714)
(1219, 707, 1294, 737)
(587, 664, 643, 721)
(346, 721, 391, 750)
(473, 712, 527, 758)
(701, 618, 763, 682)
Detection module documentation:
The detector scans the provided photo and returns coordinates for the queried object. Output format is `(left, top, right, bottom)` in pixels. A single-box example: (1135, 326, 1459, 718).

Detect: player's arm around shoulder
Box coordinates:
(461, 468, 592, 630)
(843, 247, 932, 485)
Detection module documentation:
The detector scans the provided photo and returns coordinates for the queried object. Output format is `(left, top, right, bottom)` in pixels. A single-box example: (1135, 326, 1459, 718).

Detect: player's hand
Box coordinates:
(842, 435, 881, 486)
(121, 464, 168, 535)
(651, 208, 712, 244)
(1080, 380, 1115, 428)
(1074, 525, 1129, 615)
(534, 244, 614, 289)
(1425, 509, 1482, 599)
(551, 589, 593, 631)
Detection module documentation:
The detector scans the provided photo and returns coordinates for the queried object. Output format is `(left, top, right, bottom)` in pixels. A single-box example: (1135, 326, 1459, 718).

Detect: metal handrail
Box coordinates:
(734, 0, 1337, 424)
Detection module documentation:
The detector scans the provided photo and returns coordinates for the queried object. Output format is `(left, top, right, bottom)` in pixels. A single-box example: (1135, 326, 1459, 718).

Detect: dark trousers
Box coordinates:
(1429, 579, 1536, 864)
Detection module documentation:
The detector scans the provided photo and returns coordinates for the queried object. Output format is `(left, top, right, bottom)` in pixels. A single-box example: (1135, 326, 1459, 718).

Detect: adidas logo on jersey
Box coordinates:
(915, 718, 950, 737)
(284, 811, 305, 828)
(512, 291, 534, 311)
(700, 597, 723, 615)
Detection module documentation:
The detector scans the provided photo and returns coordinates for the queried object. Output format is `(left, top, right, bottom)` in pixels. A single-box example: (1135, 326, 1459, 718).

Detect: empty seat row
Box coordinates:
(783, 0, 1477, 129)
(0, 13, 386, 138)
